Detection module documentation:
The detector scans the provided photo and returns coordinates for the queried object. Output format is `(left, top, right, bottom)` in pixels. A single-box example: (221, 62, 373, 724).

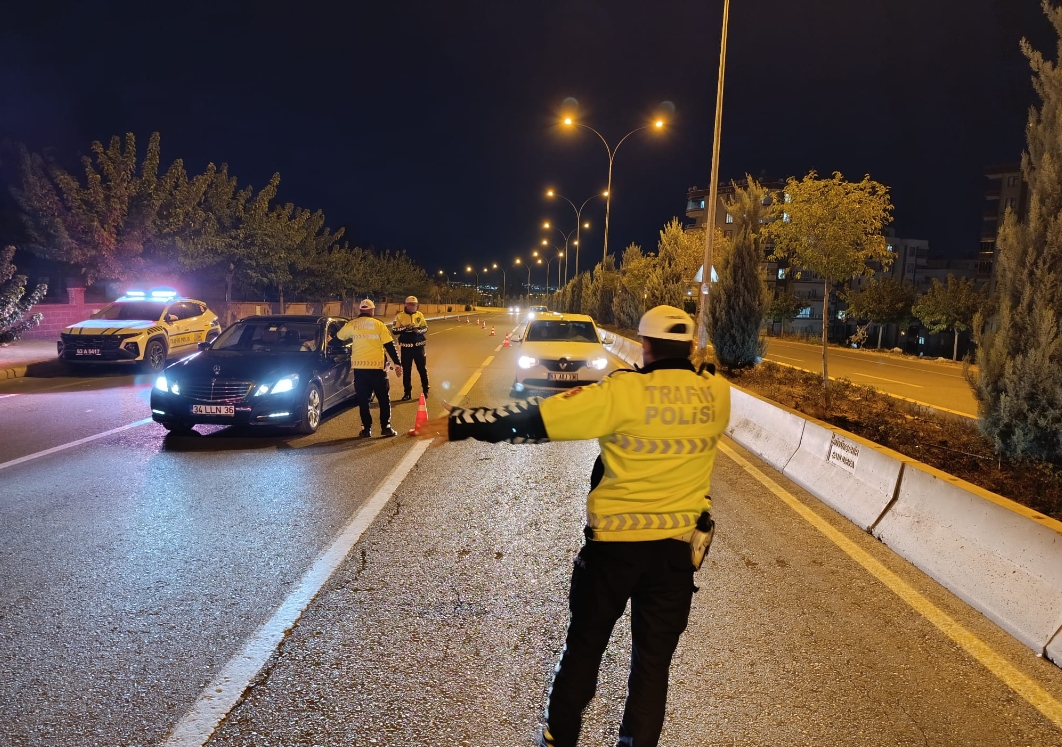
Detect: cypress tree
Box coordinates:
(973, 2, 1062, 461)
(707, 179, 770, 370)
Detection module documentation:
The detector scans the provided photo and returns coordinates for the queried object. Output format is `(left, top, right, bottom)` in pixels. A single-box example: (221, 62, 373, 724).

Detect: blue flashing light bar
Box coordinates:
(125, 289, 146, 298)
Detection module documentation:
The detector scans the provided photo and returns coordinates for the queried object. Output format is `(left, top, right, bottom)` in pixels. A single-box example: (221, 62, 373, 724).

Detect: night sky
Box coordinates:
(0, 1, 1055, 278)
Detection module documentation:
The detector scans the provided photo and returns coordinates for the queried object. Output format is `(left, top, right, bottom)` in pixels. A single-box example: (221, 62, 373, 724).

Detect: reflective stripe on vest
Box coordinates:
(607, 434, 718, 455)
(587, 511, 697, 532)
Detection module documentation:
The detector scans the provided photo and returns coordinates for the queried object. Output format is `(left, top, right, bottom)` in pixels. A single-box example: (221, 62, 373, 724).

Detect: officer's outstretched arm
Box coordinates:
(448, 399, 549, 444)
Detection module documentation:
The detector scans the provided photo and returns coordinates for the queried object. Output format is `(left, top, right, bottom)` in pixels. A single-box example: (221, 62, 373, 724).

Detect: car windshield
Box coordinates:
(212, 321, 321, 353)
(530, 306, 548, 312)
(526, 320, 598, 343)
(93, 301, 167, 321)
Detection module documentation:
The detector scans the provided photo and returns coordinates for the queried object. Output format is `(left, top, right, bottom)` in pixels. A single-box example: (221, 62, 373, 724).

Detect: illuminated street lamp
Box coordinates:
(562, 115, 665, 262)
(466, 266, 480, 306)
(546, 189, 605, 280)
(515, 258, 533, 302)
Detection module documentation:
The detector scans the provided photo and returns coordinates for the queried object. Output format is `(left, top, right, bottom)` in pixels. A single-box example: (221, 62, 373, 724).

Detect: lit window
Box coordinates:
(778, 268, 787, 280)
(887, 244, 894, 252)
(725, 213, 734, 224)
(796, 306, 811, 318)
(700, 199, 706, 209)
(783, 212, 790, 223)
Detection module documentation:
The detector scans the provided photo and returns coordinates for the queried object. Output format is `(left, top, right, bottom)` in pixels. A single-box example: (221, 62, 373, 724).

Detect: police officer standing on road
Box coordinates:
(337, 299, 404, 438)
(417, 305, 731, 746)
(393, 295, 430, 401)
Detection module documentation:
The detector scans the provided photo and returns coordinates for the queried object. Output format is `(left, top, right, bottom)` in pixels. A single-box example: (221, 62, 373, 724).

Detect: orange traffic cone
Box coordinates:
(490, 326, 496, 336)
(480, 320, 486, 329)
(466, 317, 470, 324)
(503, 333, 511, 347)
(407, 393, 430, 435)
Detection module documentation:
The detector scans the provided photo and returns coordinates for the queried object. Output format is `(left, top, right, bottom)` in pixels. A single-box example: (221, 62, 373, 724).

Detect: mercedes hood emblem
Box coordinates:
(213, 365, 221, 375)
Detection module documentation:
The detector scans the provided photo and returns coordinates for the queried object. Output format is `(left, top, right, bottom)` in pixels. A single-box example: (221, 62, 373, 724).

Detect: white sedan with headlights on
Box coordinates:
(511, 313, 616, 397)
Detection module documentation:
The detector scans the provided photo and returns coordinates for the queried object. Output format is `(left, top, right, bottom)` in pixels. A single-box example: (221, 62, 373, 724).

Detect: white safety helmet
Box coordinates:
(359, 299, 376, 312)
(638, 305, 695, 342)
(405, 296, 419, 304)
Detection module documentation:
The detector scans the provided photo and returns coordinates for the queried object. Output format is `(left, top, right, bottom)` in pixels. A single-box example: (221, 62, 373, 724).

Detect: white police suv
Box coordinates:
(58, 289, 220, 373)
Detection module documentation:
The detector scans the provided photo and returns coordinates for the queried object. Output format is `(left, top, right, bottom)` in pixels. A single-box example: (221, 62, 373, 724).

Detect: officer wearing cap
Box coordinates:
(417, 305, 730, 746)
(336, 299, 404, 438)
(393, 295, 430, 401)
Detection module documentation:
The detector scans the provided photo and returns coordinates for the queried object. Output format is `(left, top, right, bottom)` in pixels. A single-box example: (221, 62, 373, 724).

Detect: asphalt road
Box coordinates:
(2, 313, 1060, 746)
(762, 338, 979, 417)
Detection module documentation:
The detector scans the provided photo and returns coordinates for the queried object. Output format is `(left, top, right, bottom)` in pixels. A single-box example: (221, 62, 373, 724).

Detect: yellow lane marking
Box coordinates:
(850, 372, 923, 388)
(444, 355, 495, 415)
(718, 439, 1062, 730)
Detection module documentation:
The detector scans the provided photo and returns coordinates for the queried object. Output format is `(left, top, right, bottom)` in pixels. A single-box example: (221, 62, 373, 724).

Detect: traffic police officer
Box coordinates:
(393, 295, 430, 401)
(417, 305, 731, 746)
(337, 299, 404, 438)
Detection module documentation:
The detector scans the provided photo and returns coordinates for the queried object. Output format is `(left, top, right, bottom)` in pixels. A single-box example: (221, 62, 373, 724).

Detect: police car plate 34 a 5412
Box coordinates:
(192, 405, 234, 416)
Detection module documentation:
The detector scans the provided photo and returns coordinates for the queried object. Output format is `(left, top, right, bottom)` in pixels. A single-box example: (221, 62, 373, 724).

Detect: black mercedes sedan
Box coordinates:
(149, 315, 355, 434)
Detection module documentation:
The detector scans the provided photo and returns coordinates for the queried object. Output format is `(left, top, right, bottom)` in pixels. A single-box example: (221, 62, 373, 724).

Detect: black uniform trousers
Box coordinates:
(545, 538, 695, 747)
(353, 369, 391, 429)
(400, 344, 429, 396)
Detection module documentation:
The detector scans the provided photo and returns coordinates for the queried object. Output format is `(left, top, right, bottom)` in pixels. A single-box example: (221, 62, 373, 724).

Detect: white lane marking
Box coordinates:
(851, 372, 923, 388)
(161, 439, 432, 747)
(0, 418, 153, 473)
(766, 354, 803, 362)
(0, 393, 21, 399)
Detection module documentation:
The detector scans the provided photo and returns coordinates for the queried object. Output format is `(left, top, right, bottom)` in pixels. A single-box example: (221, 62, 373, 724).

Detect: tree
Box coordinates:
(613, 242, 653, 330)
(844, 276, 917, 348)
(11, 133, 200, 283)
(644, 218, 702, 309)
(0, 246, 47, 344)
(911, 275, 987, 361)
(706, 179, 770, 370)
(767, 288, 807, 336)
(765, 170, 894, 408)
(972, 3, 1062, 462)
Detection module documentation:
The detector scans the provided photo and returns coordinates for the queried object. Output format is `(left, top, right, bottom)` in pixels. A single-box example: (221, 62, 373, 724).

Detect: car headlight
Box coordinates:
(155, 376, 179, 394)
(590, 357, 608, 370)
(518, 356, 538, 369)
(256, 374, 299, 396)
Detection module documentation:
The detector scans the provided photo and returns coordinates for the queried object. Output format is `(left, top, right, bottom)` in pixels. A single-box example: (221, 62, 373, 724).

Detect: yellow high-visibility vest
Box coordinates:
(337, 316, 394, 369)
(539, 364, 731, 542)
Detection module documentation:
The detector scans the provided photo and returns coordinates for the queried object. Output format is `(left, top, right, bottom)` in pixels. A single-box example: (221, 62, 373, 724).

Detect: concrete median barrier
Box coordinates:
(783, 420, 904, 531)
(725, 388, 805, 472)
(873, 464, 1062, 659)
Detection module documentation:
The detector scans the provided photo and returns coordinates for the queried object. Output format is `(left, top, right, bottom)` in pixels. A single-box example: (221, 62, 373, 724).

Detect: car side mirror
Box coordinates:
(166, 314, 178, 323)
(602, 335, 616, 345)
(197, 341, 211, 350)
(510, 336, 522, 343)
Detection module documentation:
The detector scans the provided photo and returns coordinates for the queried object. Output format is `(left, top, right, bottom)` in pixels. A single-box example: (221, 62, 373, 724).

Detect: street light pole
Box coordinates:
(562, 119, 663, 263)
(466, 266, 480, 307)
(698, 0, 730, 353)
(547, 190, 605, 280)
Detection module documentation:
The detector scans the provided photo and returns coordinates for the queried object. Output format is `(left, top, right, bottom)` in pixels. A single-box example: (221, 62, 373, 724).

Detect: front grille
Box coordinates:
(181, 379, 255, 403)
(542, 359, 587, 372)
(61, 334, 122, 351)
(522, 378, 587, 389)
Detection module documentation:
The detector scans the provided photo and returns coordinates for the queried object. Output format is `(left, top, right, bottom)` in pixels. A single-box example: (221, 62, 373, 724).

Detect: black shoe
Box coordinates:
(358, 427, 372, 438)
(380, 425, 399, 437)
(400, 394, 412, 402)
(423, 387, 430, 399)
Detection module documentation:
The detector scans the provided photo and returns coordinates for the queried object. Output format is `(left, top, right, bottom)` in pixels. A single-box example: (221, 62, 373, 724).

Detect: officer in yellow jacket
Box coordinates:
(393, 295, 430, 401)
(417, 305, 731, 747)
(336, 299, 404, 438)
